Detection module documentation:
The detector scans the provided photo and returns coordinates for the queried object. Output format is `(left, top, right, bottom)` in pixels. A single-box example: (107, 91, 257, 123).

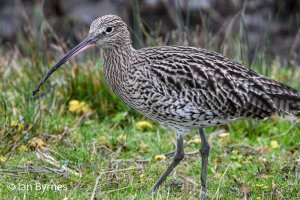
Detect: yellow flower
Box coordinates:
(154, 154, 166, 161)
(192, 137, 201, 144)
(135, 120, 153, 130)
(28, 137, 46, 149)
(140, 173, 145, 179)
(253, 183, 269, 189)
(69, 100, 80, 112)
(0, 156, 7, 162)
(270, 140, 279, 149)
(117, 134, 126, 142)
(10, 120, 24, 132)
(10, 120, 19, 127)
(219, 132, 229, 138)
(17, 144, 28, 151)
(80, 102, 91, 113)
(69, 100, 91, 113)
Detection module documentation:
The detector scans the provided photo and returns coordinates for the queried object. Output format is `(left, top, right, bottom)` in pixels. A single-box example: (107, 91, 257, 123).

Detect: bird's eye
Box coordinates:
(106, 27, 113, 33)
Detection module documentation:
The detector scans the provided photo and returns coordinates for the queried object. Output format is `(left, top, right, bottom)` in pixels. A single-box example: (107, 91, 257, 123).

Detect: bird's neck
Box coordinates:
(101, 45, 135, 95)
(101, 45, 134, 73)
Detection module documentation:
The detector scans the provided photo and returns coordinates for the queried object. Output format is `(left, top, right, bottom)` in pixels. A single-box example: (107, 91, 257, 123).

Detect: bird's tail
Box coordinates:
(271, 93, 300, 114)
(265, 79, 300, 115)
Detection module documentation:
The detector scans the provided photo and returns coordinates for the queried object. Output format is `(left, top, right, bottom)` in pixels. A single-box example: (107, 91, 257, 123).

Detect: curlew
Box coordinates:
(33, 15, 300, 198)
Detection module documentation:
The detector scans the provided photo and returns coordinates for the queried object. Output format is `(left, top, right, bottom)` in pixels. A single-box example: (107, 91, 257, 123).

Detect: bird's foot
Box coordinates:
(200, 188, 207, 200)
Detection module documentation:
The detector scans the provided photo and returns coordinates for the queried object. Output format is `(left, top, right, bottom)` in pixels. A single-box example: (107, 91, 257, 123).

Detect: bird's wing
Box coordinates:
(140, 46, 299, 119)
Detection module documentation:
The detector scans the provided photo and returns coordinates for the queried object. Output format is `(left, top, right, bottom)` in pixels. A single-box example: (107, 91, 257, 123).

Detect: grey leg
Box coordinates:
(199, 128, 210, 199)
(150, 134, 185, 192)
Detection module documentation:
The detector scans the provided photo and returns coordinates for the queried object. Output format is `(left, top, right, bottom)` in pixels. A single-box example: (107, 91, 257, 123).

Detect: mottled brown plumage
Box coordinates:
(33, 15, 300, 198)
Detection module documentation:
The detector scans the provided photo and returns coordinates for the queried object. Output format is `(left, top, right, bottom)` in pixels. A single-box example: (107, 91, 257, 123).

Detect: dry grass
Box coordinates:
(0, 3, 300, 199)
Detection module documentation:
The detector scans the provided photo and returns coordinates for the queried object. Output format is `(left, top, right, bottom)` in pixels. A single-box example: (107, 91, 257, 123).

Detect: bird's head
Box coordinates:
(32, 15, 131, 96)
(89, 15, 131, 48)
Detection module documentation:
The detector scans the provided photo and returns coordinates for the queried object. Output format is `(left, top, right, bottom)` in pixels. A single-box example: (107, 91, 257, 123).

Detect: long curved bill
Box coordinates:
(32, 34, 96, 96)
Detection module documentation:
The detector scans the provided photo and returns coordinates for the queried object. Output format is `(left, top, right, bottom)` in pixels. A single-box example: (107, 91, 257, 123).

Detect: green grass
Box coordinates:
(0, 3, 299, 198)
(0, 52, 299, 200)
